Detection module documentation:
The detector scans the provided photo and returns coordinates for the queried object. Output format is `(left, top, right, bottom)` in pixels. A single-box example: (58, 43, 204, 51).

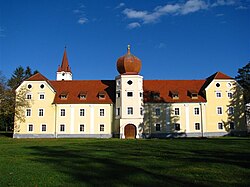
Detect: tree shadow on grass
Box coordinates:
(26, 145, 205, 187)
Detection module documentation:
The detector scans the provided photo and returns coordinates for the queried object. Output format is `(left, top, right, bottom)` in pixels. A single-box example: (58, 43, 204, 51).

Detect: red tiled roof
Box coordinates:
(26, 72, 49, 81)
(209, 72, 232, 79)
(50, 80, 115, 104)
(143, 80, 207, 103)
(57, 49, 72, 73)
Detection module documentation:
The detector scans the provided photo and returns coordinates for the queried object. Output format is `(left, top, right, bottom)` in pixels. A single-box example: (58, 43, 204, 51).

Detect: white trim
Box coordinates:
(215, 91, 222, 98)
(217, 122, 224, 130)
(90, 105, 94, 134)
(194, 107, 200, 115)
(59, 124, 65, 132)
(70, 106, 74, 133)
(185, 105, 190, 132)
(174, 107, 180, 116)
(41, 124, 47, 132)
(27, 124, 34, 132)
(60, 108, 66, 117)
(194, 122, 200, 131)
(26, 108, 32, 117)
(79, 124, 85, 132)
(26, 93, 32, 100)
(99, 108, 105, 117)
(38, 108, 44, 117)
(38, 92, 45, 100)
(216, 106, 223, 115)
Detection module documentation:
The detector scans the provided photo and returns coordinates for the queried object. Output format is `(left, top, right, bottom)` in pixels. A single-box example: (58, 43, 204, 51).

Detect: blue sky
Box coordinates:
(0, 0, 249, 81)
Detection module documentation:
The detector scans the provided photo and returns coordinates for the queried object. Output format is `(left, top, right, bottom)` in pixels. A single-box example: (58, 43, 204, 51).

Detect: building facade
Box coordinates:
(13, 46, 246, 138)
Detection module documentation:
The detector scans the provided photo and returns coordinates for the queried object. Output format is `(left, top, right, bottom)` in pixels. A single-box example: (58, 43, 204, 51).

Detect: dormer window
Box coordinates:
(188, 90, 198, 99)
(60, 92, 68, 100)
(98, 91, 106, 100)
(79, 91, 87, 100)
(151, 91, 160, 99)
(170, 91, 179, 99)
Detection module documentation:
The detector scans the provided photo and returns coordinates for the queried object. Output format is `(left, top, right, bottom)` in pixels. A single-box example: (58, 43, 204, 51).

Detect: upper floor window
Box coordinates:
(39, 93, 45, 100)
(140, 92, 143, 97)
(80, 109, 85, 116)
(127, 107, 133, 115)
(174, 108, 180, 115)
(195, 123, 200, 130)
(116, 108, 120, 116)
(194, 108, 199, 115)
(228, 92, 233, 99)
(217, 107, 222, 115)
(100, 109, 105, 116)
(60, 109, 66, 116)
(140, 107, 143, 116)
(216, 92, 222, 98)
(26, 94, 32, 100)
(228, 107, 234, 115)
(38, 109, 44, 116)
(156, 124, 161, 131)
(155, 108, 161, 116)
(116, 91, 120, 98)
(127, 92, 133, 97)
(26, 109, 31, 117)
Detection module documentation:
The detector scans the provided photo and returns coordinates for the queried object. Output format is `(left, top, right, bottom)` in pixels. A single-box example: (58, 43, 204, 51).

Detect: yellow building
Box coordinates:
(13, 46, 246, 138)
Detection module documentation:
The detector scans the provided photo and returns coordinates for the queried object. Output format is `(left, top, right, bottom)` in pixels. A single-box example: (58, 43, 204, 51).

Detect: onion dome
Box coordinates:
(117, 45, 142, 75)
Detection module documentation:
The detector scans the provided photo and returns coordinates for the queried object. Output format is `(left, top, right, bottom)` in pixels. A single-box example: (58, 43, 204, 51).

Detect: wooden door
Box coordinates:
(125, 124, 136, 139)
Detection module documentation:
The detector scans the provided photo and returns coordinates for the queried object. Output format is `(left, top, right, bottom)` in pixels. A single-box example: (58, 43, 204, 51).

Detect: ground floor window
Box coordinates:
(229, 122, 235, 130)
(156, 124, 161, 131)
(60, 124, 65, 132)
(195, 123, 200, 130)
(100, 124, 104, 132)
(28, 124, 33, 132)
(80, 124, 84, 132)
(218, 122, 223, 130)
(174, 123, 180, 131)
(41, 124, 46, 132)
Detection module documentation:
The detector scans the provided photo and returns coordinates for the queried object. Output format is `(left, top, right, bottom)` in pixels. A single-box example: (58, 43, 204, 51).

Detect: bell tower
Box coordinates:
(56, 48, 72, 81)
(115, 45, 144, 139)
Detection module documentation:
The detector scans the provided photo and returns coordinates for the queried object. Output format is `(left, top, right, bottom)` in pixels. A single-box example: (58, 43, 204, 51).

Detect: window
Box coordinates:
(60, 124, 65, 132)
(98, 92, 106, 99)
(127, 107, 133, 115)
(171, 91, 179, 99)
(216, 83, 220, 87)
(100, 124, 104, 131)
(39, 94, 45, 100)
(195, 123, 200, 130)
(39, 109, 44, 116)
(26, 94, 32, 100)
(216, 92, 222, 98)
(229, 122, 235, 130)
(28, 124, 33, 132)
(116, 108, 120, 116)
(60, 109, 65, 116)
(218, 122, 223, 130)
(140, 92, 143, 97)
(27, 84, 32, 89)
(26, 109, 31, 117)
(100, 109, 105, 116)
(60, 92, 68, 99)
(156, 124, 161, 131)
(40, 84, 45, 89)
(127, 92, 133, 97)
(41, 124, 46, 132)
(194, 108, 199, 115)
(174, 123, 180, 131)
(127, 80, 133, 85)
(80, 109, 85, 116)
(228, 107, 234, 115)
(79, 91, 87, 100)
(228, 92, 233, 99)
(140, 107, 143, 116)
(174, 108, 180, 115)
(217, 107, 222, 115)
(155, 108, 161, 116)
(116, 92, 120, 98)
(80, 124, 84, 132)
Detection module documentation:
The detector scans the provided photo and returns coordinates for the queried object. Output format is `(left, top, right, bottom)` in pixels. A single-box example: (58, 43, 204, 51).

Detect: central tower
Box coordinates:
(115, 45, 144, 139)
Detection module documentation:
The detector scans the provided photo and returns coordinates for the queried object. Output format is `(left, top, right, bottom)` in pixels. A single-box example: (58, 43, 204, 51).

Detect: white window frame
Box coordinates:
(116, 108, 120, 116)
(100, 124, 105, 132)
(216, 91, 222, 98)
(28, 124, 33, 132)
(194, 107, 200, 115)
(26, 93, 32, 100)
(194, 123, 200, 130)
(140, 107, 143, 116)
(38, 108, 44, 117)
(127, 91, 133, 97)
(26, 108, 32, 117)
(39, 93, 45, 100)
(218, 122, 223, 130)
(100, 109, 105, 116)
(80, 124, 84, 132)
(127, 107, 133, 115)
(60, 124, 65, 132)
(60, 109, 66, 116)
(228, 106, 234, 115)
(79, 109, 85, 116)
(41, 124, 47, 132)
(227, 92, 233, 99)
(217, 106, 223, 115)
(174, 108, 180, 116)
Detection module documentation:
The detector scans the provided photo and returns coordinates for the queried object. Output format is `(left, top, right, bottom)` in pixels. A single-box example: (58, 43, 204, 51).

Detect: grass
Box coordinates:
(0, 136, 249, 187)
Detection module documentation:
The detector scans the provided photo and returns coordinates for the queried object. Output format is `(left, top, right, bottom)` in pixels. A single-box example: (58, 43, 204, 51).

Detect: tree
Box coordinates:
(235, 62, 250, 103)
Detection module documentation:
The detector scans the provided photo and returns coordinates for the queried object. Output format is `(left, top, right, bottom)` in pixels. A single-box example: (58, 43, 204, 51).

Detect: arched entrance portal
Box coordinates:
(124, 124, 136, 139)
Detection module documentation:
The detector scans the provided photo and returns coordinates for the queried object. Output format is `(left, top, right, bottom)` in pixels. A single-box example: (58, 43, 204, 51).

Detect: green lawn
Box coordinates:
(0, 136, 249, 187)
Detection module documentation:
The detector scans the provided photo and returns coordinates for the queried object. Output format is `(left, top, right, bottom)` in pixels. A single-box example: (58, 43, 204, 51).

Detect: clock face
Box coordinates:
(127, 80, 133, 85)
